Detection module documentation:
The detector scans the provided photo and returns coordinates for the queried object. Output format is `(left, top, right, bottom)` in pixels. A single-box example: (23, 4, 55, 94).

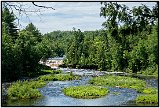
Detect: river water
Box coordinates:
(4, 68, 158, 106)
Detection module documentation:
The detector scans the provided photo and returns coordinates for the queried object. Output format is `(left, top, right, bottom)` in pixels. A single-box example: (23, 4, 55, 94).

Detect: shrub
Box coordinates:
(136, 94, 158, 104)
(89, 75, 146, 93)
(7, 80, 45, 99)
(63, 85, 109, 99)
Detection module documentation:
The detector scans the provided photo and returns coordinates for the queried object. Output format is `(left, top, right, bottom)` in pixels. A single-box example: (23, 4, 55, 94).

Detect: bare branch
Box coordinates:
(32, 2, 55, 10)
(2, 2, 55, 28)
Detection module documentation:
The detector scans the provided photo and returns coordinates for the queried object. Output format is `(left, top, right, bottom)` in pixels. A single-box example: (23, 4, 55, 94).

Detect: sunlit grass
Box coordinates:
(7, 80, 46, 99)
(89, 75, 146, 93)
(63, 85, 109, 99)
(136, 94, 158, 104)
(41, 69, 63, 74)
(38, 73, 80, 81)
(136, 87, 158, 104)
(142, 87, 158, 94)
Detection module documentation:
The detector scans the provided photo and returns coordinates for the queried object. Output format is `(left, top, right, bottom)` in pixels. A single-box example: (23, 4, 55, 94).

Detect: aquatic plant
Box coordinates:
(63, 85, 109, 99)
(54, 74, 80, 81)
(142, 87, 158, 94)
(41, 69, 53, 73)
(111, 92, 120, 95)
(136, 94, 158, 104)
(38, 74, 56, 81)
(38, 73, 80, 81)
(53, 70, 63, 74)
(7, 80, 45, 99)
(41, 69, 62, 74)
(89, 75, 146, 93)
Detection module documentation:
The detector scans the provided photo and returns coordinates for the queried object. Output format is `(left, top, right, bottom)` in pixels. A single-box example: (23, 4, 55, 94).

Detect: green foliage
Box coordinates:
(138, 65, 158, 77)
(136, 86, 158, 104)
(129, 38, 148, 73)
(2, 33, 22, 81)
(41, 69, 62, 74)
(53, 70, 63, 74)
(89, 75, 146, 93)
(2, 3, 158, 82)
(7, 80, 45, 99)
(63, 85, 109, 99)
(38, 74, 56, 81)
(25, 23, 42, 42)
(136, 94, 158, 104)
(142, 87, 158, 94)
(38, 73, 80, 81)
(54, 74, 80, 81)
(2, 11, 55, 81)
(2, 7, 18, 41)
(65, 28, 84, 66)
(2, 7, 22, 81)
(41, 69, 53, 73)
(15, 30, 43, 76)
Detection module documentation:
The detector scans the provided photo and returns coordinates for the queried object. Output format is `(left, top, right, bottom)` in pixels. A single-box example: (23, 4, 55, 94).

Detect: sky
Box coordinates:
(10, 2, 157, 34)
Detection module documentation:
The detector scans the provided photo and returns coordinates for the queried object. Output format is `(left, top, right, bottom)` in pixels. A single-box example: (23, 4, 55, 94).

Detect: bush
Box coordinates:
(63, 85, 109, 99)
(136, 94, 158, 104)
(7, 80, 45, 99)
(89, 75, 146, 93)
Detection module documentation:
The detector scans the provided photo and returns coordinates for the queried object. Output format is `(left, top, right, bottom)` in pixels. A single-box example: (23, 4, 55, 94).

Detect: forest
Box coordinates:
(2, 2, 158, 82)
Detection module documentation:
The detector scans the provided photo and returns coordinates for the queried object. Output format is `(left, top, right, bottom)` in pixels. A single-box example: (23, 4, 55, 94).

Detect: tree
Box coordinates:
(2, 31, 23, 81)
(2, 7, 18, 41)
(65, 28, 84, 67)
(25, 23, 42, 42)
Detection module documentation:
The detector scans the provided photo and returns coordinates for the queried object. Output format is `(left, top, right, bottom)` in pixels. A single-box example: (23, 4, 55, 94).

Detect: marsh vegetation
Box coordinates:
(63, 85, 109, 99)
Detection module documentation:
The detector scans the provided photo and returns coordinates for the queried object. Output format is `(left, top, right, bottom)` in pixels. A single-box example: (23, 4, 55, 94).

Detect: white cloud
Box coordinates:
(10, 2, 156, 34)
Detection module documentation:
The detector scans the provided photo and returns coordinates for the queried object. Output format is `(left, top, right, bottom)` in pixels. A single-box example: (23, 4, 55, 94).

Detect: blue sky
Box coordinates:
(12, 2, 157, 34)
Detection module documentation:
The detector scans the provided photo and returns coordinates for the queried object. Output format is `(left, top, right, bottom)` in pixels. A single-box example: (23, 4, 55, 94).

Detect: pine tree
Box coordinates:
(2, 7, 18, 41)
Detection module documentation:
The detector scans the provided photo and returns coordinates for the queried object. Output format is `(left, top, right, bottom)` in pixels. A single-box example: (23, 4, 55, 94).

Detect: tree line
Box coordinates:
(62, 2, 158, 75)
(2, 2, 158, 82)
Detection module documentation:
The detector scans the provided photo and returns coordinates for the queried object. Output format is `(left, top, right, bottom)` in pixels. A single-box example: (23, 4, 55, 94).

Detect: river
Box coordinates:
(4, 68, 158, 106)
